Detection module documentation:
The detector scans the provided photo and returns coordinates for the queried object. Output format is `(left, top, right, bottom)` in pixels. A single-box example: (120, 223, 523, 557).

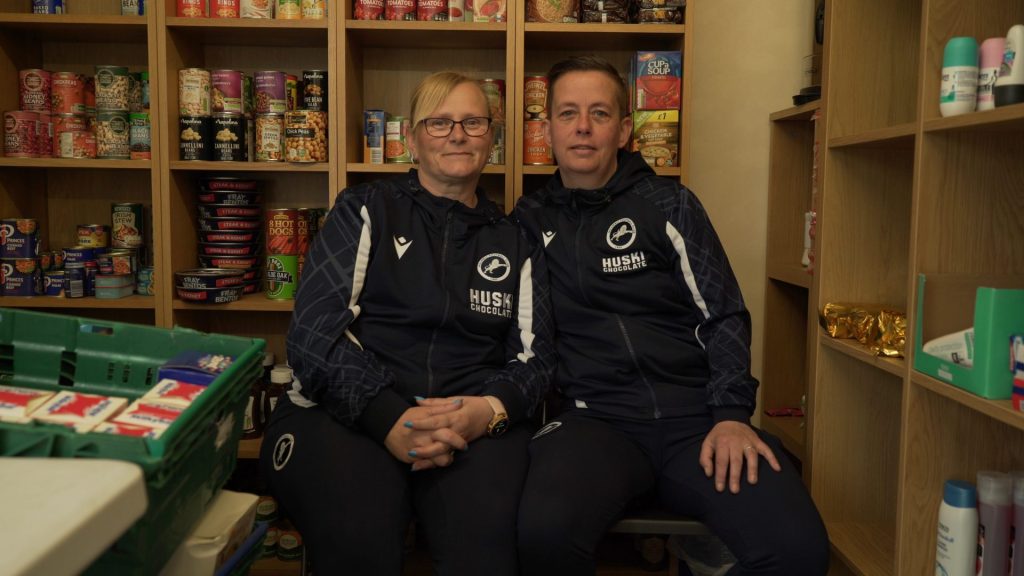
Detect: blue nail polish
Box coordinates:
(414, 395, 425, 401)
(452, 398, 463, 404)
(408, 450, 417, 457)
(403, 421, 413, 428)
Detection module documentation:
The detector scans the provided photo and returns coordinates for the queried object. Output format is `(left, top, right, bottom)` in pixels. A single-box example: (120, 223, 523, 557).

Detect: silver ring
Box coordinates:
(743, 445, 754, 452)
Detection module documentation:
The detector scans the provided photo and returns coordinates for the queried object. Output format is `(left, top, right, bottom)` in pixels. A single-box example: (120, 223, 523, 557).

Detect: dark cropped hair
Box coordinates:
(546, 56, 630, 117)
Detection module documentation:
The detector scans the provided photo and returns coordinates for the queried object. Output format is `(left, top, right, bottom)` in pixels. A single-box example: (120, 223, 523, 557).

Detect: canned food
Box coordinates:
(197, 189, 263, 205)
(198, 255, 259, 269)
(5, 111, 37, 158)
(96, 111, 130, 159)
(488, 122, 505, 165)
(53, 113, 87, 157)
(284, 74, 297, 112)
(198, 204, 262, 219)
(83, 76, 96, 115)
(199, 177, 259, 191)
(1, 219, 39, 259)
(129, 112, 151, 160)
(354, 0, 385, 19)
(301, 0, 326, 18)
(285, 110, 327, 163)
(94, 66, 130, 112)
(33, 0, 64, 14)
(179, 115, 211, 161)
(58, 130, 96, 159)
(301, 70, 327, 111)
(255, 113, 284, 162)
(175, 268, 245, 289)
(50, 72, 85, 115)
(211, 0, 240, 17)
(97, 249, 138, 275)
(449, 0, 465, 21)
(524, 75, 548, 120)
(177, 0, 206, 17)
(127, 73, 142, 113)
(176, 285, 243, 304)
(111, 203, 145, 249)
(212, 113, 246, 162)
(480, 78, 505, 123)
(141, 71, 150, 110)
(198, 218, 262, 231)
(44, 270, 66, 297)
(266, 208, 299, 255)
(77, 224, 110, 248)
(65, 265, 85, 298)
(241, 280, 260, 294)
(241, 0, 272, 17)
(179, 68, 212, 117)
(472, 0, 505, 21)
(95, 273, 133, 288)
(136, 266, 154, 295)
(199, 229, 261, 243)
(199, 242, 261, 257)
(254, 71, 286, 114)
(243, 74, 254, 115)
(38, 251, 54, 271)
(296, 208, 312, 255)
(122, 0, 141, 15)
(277, 531, 303, 561)
(239, 267, 261, 282)
(2, 258, 38, 297)
(19, 69, 50, 113)
(386, 0, 416, 20)
(63, 246, 96, 265)
(277, 0, 301, 19)
(523, 119, 553, 164)
(35, 112, 52, 159)
(266, 255, 299, 299)
(212, 70, 244, 114)
(364, 109, 385, 164)
(418, 0, 447, 20)
(83, 261, 97, 296)
(385, 116, 412, 163)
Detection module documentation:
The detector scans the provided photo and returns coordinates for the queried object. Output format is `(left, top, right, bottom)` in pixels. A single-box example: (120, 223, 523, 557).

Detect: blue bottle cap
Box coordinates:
(943, 36, 979, 68)
(943, 480, 977, 509)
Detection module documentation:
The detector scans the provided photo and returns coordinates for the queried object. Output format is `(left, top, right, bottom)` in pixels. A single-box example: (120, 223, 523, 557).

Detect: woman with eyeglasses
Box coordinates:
(259, 71, 554, 575)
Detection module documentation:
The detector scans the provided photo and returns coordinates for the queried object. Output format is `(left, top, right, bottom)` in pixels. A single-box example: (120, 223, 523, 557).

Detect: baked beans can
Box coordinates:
(211, 0, 240, 17)
(255, 113, 284, 161)
(19, 69, 50, 113)
(212, 70, 244, 114)
(5, 111, 37, 158)
(285, 74, 298, 111)
(364, 109, 385, 164)
(277, 0, 301, 19)
(212, 113, 246, 162)
(386, 0, 416, 20)
(524, 75, 548, 120)
(77, 224, 110, 248)
(254, 71, 286, 114)
(524, 119, 553, 164)
(94, 66, 130, 112)
(385, 116, 412, 163)
(2, 259, 38, 297)
(301, 70, 327, 111)
(179, 115, 212, 161)
(111, 203, 145, 249)
(179, 68, 212, 117)
(448, 0, 466, 20)
(59, 131, 97, 159)
(418, 0, 447, 20)
(177, 0, 206, 17)
(301, 0, 326, 18)
(241, 0, 273, 18)
(266, 209, 299, 255)
(354, 0, 385, 19)
(296, 208, 312, 255)
(285, 110, 326, 163)
(129, 112, 151, 160)
(96, 111, 130, 159)
(33, 0, 64, 14)
(51, 72, 85, 115)
(266, 255, 298, 299)
(44, 270, 66, 297)
(36, 112, 52, 158)
(480, 78, 505, 123)
(1, 219, 39, 259)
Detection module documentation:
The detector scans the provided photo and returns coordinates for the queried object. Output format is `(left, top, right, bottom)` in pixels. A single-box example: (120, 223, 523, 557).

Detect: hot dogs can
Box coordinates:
(266, 209, 299, 255)
(97, 111, 130, 159)
(296, 208, 313, 255)
(301, 70, 327, 112)
(266, 255, 298, 299)
(255, 113, 284, 162)
(179, 68, 212, 117)
(59, 131, 96, 159)
(111, 202, 145, 249)
(301, 0, 326, 18)
(212, 70, 244, 114)
(354, 0, 385, 19)
(51, 72, 85, 115)
(277, 0, 301, 19)
(94, 66, 130, 112)
(77, 224, 110, 248)
(241, 0, 272, 18)
(1, 219, 39, 259)
(386, 0, 416, 20)
(254, 71, 286, 114)
(179, 115, 211, 161)
(385, 116, 412, 163)
(212, 113, 246, 162)
(19, 69, 50, 113)
(211, 0, 240, 17)
(5, 111, 37, 158)
(523, 119, 553, 164)
(129, 112, 151, 160)
(2, 259, 38, 297)
(418, 0, 447, 20)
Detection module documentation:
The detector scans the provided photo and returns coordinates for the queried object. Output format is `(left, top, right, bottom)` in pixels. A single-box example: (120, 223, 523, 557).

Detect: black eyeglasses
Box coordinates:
(420, 117, 492, 137)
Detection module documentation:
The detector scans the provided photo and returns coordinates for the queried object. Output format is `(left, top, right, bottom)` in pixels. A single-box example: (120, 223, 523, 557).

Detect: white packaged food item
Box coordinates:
(33, 391, 129, 432)
(142, 378, 205, 409)
(0, 385, 54, 424)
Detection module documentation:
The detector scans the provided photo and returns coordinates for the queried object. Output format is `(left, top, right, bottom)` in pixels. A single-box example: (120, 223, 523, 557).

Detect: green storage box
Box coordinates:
(913, 274, 1024, 399)
(0, 308, 265, 575)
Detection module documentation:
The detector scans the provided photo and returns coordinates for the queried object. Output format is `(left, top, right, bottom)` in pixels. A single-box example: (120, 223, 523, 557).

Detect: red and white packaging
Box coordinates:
(114, 400, 185, 431)
(142, 378, 205, 409)
(0, 385, 54, 424)
(33, 391, 129, 432)
(93, 421, 163, 439)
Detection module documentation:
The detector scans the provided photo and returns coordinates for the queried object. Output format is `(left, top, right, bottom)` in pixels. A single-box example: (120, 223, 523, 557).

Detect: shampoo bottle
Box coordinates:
(995, 25, 1024, 107)
(940, 36, 979, 117)
(936, 480, 977, 576)
(977, 471, 1013, 576)
(978, 37, 1006, 111)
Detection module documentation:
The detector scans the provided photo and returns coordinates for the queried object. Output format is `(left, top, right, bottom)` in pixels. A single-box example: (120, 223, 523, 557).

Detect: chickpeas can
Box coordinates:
(301, 0, 325, 18)
(129, 112, 151, 160)
(97, 111, 130, 159)
(301, 70, 327, 111)
(5, 111, 38, 158)
(19, 69, 50, 113)
(255, 113, 284, 162)
(285, 110, 327, 163)
(51, 72, 85, 115)
(241, 0, 273, 18)
(111, 203, 145, 249)
(212, 113, 246, 162)
(179, 115, 212, 161)
(212, 69, 244, 114)
(254, 71, 286, 114)
(179, 68, 212, 117)
(94, 66, 130, 112)
(277, 0, 301, 19)
(211, 0, 240, 17)
(177, 0, 206, 17)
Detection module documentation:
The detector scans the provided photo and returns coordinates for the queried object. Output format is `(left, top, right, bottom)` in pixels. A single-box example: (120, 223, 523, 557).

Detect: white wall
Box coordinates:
(688, 0, 813, 420)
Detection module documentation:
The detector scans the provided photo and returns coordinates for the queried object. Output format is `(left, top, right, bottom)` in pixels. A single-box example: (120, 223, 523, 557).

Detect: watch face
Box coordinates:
(489, 415, 510, 437)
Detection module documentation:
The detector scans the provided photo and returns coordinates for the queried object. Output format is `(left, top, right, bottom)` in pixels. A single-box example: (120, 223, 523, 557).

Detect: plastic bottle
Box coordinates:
(1011, 471, 1024, 576)
(978, 37, 1006, 111)
(995, 25, 1024, 107)
(936, 480, 977, 576)
(940, 36, 979, 117)
(267, 364, 293, 415)
(977, 471, 1013, 576)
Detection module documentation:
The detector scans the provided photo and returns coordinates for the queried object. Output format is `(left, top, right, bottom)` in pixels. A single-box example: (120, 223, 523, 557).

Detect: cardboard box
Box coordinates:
(632, 110, 679, 168)
(632, 51, 682, 111)
(913, 274, 1024, 399)
(160, 489, 259, 576)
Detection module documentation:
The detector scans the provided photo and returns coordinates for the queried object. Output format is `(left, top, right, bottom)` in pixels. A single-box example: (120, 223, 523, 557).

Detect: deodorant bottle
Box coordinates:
(977, 471, 1013, 576)
(978, 37, 1006, 111)
(1011, 471, 1024, 576)
(995, 25, 1024, 107)
(936, 480, 977, 576)
(940, 36, 979, 117)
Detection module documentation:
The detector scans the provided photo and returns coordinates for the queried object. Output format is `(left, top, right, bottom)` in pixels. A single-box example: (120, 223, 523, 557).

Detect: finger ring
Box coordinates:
(743, 445, 754, 451)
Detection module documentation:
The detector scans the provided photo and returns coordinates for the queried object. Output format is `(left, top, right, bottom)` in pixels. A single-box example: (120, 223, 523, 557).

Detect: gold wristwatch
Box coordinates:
(483, 395, 509, 438)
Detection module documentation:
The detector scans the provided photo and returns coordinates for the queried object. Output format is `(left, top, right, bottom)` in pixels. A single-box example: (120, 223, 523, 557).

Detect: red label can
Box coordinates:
(354, 0, 384, 19)
(386, 0, 416, 20)
(211, 0, 240, 17)
(51, 72, 85, 115)
(296, 208, 312, 255)
(4, 111, 37, 158)
(35, 112, 52, 158)
(266, 208, 299, 255)
(418, 0, 447, 20)
(53, 113, 87, 156)
(523, 119, 553, 165)
(524, 75, 548, 120)
(19, 69, 50, 113)
(177, 0, 206, 17)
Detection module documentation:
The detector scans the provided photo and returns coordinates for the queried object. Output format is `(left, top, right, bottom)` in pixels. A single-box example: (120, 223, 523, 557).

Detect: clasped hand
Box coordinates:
(383, 396, 493, 471)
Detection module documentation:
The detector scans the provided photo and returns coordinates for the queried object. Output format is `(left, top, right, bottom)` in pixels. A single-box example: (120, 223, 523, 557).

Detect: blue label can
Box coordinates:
(63, 246, 96, 265)
(1, 218, 39, 259)
(84, 262, 97, 296)
(32, 0, 63, 13)
(2, 258, 38, 296)
(44, 270, 66, 297)
(65, 265, 84, 298)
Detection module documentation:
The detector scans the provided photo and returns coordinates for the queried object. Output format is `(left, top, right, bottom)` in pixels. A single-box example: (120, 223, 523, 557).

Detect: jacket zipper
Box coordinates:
(425, 211, 453, 397)
(574, 217, 595, 307)
(615, 314, 661, 419)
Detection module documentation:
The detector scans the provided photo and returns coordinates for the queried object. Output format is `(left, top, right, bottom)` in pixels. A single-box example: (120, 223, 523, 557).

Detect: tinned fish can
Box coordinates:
(277, 0, 301, 19)
(523, 119, 553, 164)
(129, 112, 151, 160)
(211, 0, 240, 17)
(301, 70, 327, 111)
(354, 0, 385, 19)
(94, 66, 130, 112)
(266, 208, 299, 255)
(77, 224, 110, 248)
(96, 111, 130, 159)
(385, 116, 412, 163)
(254, 71, 286, 114)
(177, 0, 206, 17)
(255, 113, 284, 162)
(301, 0, 326, 18)
(19, 69, 50, 113)
(418, 0, 447, 20)
(241, 0, 273, 18)
(212, 113, 247, 162)
(2, 259, 38, 297)
(386, 0, 416, 20)
(266, 255, 299, 299)
(212, 69, 244, 114)
(179, 68, 212, 117)
(1, 219, 39, 259)
(4, 111, 37, 158)
(111, 202, 145, 249)
(51, 72, 85, 115)
(179, 115, 212, 161)
(285, 110, 327, 163)
(364, 109, 385, 164)
(136, 266, 155, 295)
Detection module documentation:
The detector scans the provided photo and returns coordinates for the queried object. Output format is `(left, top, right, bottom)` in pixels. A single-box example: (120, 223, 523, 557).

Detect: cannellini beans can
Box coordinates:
(96, 111, 130, 159)
(179, 68, 212, 117)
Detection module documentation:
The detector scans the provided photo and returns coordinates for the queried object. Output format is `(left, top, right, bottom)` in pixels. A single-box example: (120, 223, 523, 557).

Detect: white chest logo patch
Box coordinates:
(542, 230, 556, 247)
(272, 433, 295, 471)
(394, 235, 412, 259)
(477, 253, 511, 282)
(606, 218, 637, 250)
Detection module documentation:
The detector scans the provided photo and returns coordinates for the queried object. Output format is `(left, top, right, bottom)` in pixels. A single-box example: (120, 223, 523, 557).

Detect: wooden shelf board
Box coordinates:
(0, 14, 147, 42)
(173, 297, 295, 312)
(238, 437, 262, 459)
(923, 103, 1024, 133)
(250, 556, 302, 576)
(345, 20, 508, 49)
(769, 100, 821, 122)
(910, 370, 1024, 432)
(819, 334, 905, 378)
(346, 163, 506, 175)
(760, 415, 804, 461)
(520, 164, 680, 178)
(826, 521, 895, 576)
(0, 295, 156, 309)
(166, 17, 329, 46)
(170, 161, 329, 173)
(827, 123, 916, 149)
(524, 22, 684, 50)
(0, 158, 151, 170)
(766, 262, 812, 289)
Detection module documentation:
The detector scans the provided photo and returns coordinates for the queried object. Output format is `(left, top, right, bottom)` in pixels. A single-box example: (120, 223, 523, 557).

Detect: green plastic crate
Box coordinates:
(0, 308, 266, 575)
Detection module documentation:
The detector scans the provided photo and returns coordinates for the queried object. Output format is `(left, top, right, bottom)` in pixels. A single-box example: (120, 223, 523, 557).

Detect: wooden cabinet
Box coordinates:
(807, 0, 1024, 574)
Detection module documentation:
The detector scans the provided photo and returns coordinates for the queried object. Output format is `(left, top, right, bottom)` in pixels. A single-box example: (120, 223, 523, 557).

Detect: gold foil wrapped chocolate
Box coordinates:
(821, 303, 907, 357)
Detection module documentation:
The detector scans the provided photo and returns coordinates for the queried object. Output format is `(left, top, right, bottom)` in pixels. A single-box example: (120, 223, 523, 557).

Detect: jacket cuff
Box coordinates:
(357, 388, 410, 444)
(710, 405, 752, 426)
(485, 383, 528, 426)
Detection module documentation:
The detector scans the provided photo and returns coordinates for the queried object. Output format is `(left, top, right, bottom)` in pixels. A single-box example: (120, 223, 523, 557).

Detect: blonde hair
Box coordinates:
(410, 71, 490, 127)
